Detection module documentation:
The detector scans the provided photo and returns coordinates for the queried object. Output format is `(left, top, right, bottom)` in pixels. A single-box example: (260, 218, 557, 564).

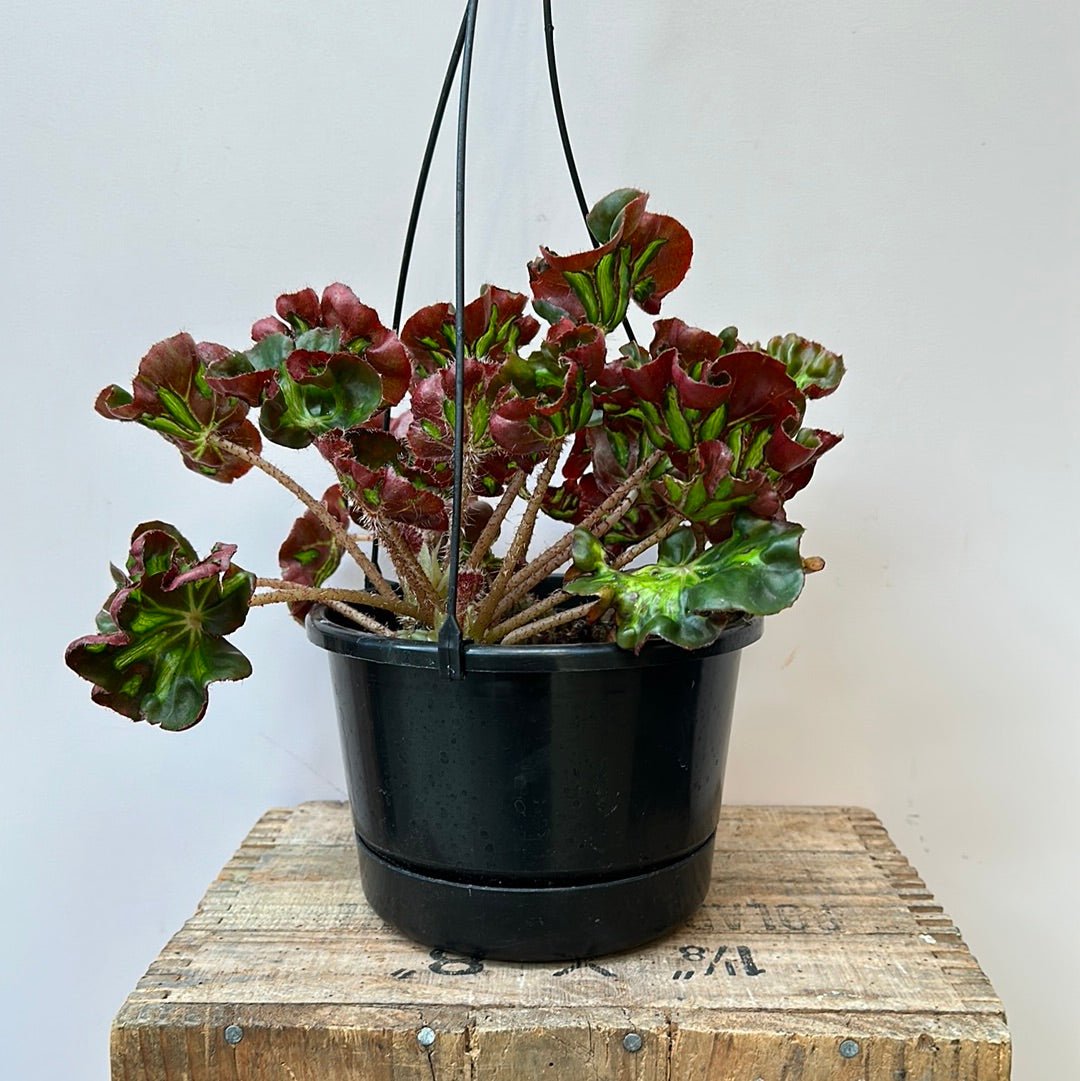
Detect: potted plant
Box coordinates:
(66, 187, 844, 960)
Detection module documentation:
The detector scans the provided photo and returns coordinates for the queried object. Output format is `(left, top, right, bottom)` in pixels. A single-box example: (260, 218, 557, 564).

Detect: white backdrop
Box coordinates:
(2, 1, 1077, 1077)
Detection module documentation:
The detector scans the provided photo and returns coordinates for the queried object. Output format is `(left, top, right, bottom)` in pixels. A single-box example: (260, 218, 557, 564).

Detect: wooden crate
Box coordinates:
(112, 803, 1010, 1080)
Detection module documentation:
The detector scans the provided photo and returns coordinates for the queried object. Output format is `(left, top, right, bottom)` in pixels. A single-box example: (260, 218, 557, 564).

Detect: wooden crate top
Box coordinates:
(113, 803, 1010, 1080)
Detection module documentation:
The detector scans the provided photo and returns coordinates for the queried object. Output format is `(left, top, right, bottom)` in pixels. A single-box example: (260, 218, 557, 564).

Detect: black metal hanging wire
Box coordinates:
(542, 0, 637, 344)
(435, 0, 481, 680)
(370, 7, 470, 576)
(383, 1, 617, 677)
(390, 10, 470, 335)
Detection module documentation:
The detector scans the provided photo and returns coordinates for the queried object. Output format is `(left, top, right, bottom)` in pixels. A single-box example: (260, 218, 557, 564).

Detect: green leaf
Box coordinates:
(96, 334, 262, 482)
(760, 334, 845, 398)
(66, 522, 255, 730)
(564, 513, 806, 651)
(293, 327, 342, 353)
(260, 352, 383, 449)
(585, 188, 640, 243)
(571, 528, 606, 572)
(658, 527, 696, 565)
(687, 516, 805, 615)
(245, 333, 294, 371)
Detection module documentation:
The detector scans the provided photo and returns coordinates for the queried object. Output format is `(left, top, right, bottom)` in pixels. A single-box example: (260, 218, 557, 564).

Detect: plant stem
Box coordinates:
(500, 601, 597, 646)
(480, 490, 636, 642)
(251, 591, 391, 636)
(254, 579, 419, 618)
(612, 516, 683, 568)
(468, 444, 561, 638)
(487, 458, 662, 631)
(502, 445, 563, 576)
(378, 519, 440, 621)
(484, 588, 566, 642)
(464, 470, 526, 570)
(485, 505, 683, 644)
(486, 492, 637, 631)
(215, 436, 398, 603)
(496, 451, 661, 608)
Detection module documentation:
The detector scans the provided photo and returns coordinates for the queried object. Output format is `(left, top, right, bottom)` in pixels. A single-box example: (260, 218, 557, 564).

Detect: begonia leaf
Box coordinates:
(529, 190, 692, 330)
(278, 485, 350, 622)
(66, 522, 254, 730)
(564, 513, 805, 651)
(401, 285, 540, 373)
(318, 283, 412, 406)
(205, 333, 292, 406)
(658, 441, 778, 529)
(275, 288, 322, 332)
(247, 285, 410, 408)
(259, 348, 383, 449)
(492, 321, 604, 455)
(96, 333, 262, 483)
(760, 333, 846, 399)
(317, 431, 449, 531)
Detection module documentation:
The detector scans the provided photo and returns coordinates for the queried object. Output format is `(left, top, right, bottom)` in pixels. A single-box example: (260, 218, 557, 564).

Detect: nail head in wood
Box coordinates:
(839, 1038, 861, 1058)
(223, 1024, 243, 1046)
(417, 1026, 436, 1048)
(623, 1031, 643, 1053)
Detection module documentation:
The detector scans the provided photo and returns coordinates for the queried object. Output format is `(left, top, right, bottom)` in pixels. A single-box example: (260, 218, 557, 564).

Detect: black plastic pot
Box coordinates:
(307, 601, 762, 961)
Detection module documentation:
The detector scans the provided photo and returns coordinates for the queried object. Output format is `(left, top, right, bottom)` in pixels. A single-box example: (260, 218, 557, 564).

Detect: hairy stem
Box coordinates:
(487, 491, 637, 630)
(378, 520, 440, 622)
(485, 504, 684, 643)
(468, 445, 561, 638)
(612, 516, 684, 568)
(494, 452, 662, 615)
(251, 591, 391, 636)
(464, 470, 527, 570)
(254, 579, 419, 618)
(489, 472, 658, 631)
(484, 588, 566, 643)
(215, 436, 397, 603)
(500, 601, 597, 646)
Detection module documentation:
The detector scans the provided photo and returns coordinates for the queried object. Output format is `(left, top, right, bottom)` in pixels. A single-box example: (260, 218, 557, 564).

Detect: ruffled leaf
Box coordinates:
(529, 189, 693, 330)
(205, 334, 291, 406)
(96, 334, 261, 482)
(319, 284, 411, 405)
(244, 284, 410, 409)
(401, 285, 540, 374)
(317, 431, 449, 531)
(492, 320, 605, 454)
(278, 485, 350, 622)
(658, 441, 779, 529)
(759, 333, 845, 399)
(564, 513, 805, 651)
(66, 522, 254, 730)
(586, 324, 840, 535)
(259, 342, 383, 449)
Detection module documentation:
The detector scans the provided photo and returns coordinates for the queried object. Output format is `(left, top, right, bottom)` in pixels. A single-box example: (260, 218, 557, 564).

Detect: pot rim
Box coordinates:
(306, 604, 763, 672)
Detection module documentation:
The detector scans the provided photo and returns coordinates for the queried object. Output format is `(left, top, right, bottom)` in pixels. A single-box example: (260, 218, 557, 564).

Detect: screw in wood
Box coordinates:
(223, 1025, 244, 1046)
(839, 1039, 861, 1058)
(417, 1026, 437, 1048)
(623, 1032, 643, 1053)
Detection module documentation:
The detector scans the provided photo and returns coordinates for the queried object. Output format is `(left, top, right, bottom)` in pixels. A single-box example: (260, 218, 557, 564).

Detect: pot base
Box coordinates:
(354, 832, 716, 962)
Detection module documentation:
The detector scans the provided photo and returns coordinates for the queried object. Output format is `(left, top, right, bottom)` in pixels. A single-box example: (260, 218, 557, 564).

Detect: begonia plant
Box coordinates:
(67, 188, 844, 730)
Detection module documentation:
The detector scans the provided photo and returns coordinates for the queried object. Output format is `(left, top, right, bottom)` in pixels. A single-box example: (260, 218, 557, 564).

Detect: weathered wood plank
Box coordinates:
(670, 1011, 1012, 1081)
(112, 803, 1010, 1080)
(126, 931, 993, 1014)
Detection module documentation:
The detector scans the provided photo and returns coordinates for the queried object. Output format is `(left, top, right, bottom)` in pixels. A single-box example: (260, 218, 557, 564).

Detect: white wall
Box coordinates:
(2, 1, 1076, 1077)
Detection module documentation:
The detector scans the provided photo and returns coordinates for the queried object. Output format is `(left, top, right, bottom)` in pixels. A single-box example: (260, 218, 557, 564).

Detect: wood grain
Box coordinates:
(112, 803, 1010, 1080)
